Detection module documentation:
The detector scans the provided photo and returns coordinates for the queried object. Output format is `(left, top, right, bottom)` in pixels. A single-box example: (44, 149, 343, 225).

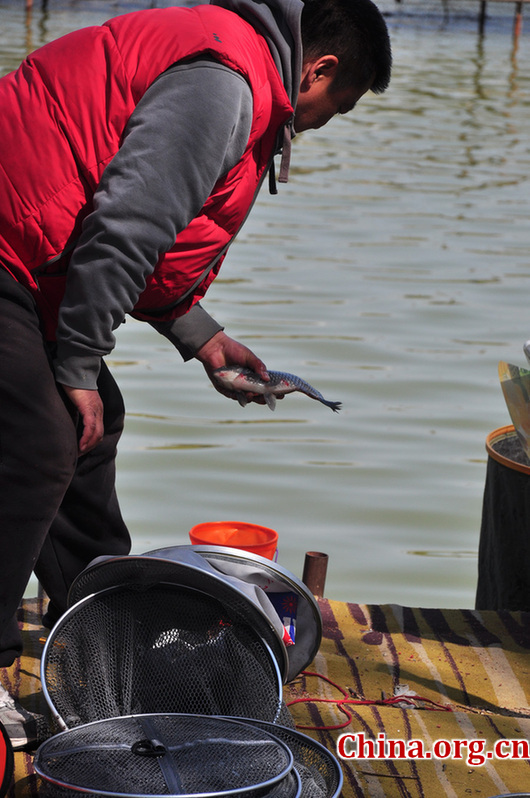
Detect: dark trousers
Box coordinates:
(0, 270, 131, 667)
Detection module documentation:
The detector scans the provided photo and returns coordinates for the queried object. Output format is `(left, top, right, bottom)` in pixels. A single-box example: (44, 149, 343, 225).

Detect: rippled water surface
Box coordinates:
(3, 0, 530, 608)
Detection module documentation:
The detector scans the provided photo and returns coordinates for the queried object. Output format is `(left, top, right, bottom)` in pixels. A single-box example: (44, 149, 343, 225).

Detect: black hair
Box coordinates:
(300, 0, 392, 94)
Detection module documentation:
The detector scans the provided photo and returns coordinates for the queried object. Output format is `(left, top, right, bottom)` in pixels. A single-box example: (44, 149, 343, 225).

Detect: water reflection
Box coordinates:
(409, 549, 477, 558)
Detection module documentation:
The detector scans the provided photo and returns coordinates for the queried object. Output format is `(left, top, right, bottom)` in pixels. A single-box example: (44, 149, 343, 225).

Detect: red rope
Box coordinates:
(286, 671, 452, 731)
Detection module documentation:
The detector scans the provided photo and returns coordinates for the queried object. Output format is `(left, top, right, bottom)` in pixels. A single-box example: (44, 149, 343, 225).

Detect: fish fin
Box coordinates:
(236, 392, 248, 408)
(264, 394, 277, 411)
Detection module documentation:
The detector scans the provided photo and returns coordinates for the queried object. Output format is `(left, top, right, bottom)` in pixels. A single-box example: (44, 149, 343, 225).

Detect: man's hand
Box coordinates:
(196, 330, 269, 402)
(62, 386, 104, 454)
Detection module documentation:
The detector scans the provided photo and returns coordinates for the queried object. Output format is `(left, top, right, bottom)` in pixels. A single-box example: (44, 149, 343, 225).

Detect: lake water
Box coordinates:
(2, 0, 529, 609)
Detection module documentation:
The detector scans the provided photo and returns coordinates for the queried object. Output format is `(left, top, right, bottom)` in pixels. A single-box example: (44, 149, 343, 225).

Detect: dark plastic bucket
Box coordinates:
(475, 425, 530, 611)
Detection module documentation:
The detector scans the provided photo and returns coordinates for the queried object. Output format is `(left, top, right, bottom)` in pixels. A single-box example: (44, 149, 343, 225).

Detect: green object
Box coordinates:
(498, 361, 530, 460)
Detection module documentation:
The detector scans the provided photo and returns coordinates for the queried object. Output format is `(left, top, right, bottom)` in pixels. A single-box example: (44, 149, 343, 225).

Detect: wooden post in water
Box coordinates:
(478, 0, 488, 32)
(513, 0, 524, 41)
(302, 551, 328, 598)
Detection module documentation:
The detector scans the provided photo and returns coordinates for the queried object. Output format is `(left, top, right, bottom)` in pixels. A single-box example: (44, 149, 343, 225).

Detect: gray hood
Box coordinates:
(211, 0, 303, 107)
(211, 0, 304, 185)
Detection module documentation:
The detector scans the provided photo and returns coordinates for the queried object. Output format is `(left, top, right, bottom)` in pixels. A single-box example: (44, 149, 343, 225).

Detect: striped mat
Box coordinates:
(286, 599, 530, 797)
(2, 598, 48, 798)
(2, 597, 529, 797)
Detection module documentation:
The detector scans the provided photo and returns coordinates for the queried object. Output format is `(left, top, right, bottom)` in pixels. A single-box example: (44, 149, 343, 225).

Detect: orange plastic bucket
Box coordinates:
(189, 521, 278, 560)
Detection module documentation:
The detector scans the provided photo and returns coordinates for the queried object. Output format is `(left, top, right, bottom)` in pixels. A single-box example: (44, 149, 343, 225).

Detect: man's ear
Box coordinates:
(300, 54, 339, 88)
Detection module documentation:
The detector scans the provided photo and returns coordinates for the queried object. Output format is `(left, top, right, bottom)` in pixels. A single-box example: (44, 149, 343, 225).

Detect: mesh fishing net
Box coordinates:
(34, 714, 300, 798)
(236, 719, 343, 798)
(67, 553, 289, 680)
(43, 583, 287, 729)
(144, 546, 323, 683)
(40, 553, 342, 797)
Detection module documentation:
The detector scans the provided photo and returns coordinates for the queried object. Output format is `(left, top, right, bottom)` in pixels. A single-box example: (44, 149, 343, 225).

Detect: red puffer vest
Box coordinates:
(0, 6, 293, 336)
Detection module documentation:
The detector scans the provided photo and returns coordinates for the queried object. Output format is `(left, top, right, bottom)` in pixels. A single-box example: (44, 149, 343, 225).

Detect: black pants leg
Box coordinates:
(0, 270, 131, 664)
(35, 361, 131, 627)
(0, 273, 78, 666)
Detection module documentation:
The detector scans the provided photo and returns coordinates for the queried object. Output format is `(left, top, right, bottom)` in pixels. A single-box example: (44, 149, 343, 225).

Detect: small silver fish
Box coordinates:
(212, 366, 342, 412)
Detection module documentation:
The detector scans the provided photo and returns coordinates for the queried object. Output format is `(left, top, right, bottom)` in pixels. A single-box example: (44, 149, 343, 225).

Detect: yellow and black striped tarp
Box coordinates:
(286, 599, 530, 797)
(2, 597, 529, 797)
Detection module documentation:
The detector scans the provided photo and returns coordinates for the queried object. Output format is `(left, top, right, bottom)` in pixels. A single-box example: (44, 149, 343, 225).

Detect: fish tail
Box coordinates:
(322, 400, 342, 412)
(290, 378, 342, 412)
(262, 370, 341, 412)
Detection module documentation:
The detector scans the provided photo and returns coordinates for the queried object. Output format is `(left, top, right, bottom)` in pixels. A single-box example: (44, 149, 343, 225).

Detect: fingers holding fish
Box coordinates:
(195, 332, 272, 403)
(195, 331, 269, 380)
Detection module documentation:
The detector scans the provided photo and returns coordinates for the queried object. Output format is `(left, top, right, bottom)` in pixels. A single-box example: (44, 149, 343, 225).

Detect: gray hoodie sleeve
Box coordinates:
(149, 304, 225, 362)
(54, 59, 253, 390)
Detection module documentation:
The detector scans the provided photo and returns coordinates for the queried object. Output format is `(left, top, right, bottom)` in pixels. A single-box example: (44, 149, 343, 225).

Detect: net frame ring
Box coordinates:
(169, 544, 323, 682)
(41, 583, 285, 732)
(33, 713, 300, 798)
(235, 717, 344, 798)
(67, 550, 290, 681)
